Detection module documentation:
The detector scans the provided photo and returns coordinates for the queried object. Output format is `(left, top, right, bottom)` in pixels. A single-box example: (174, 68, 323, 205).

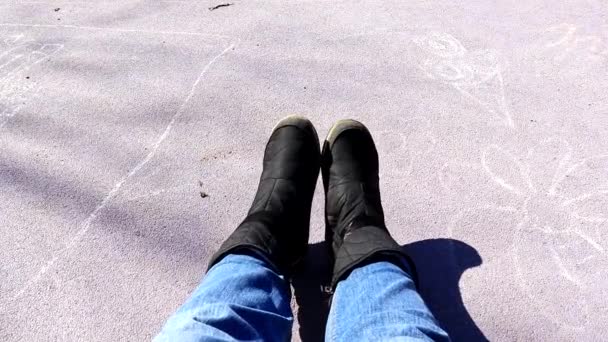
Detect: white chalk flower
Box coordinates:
(442, 138, 608, 329)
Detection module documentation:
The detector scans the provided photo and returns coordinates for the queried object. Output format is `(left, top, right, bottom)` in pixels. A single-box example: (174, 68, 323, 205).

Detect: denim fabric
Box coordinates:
(327, 260, 451, 341)
(154, 253, 293, 342)
(155, 253, 449, 342)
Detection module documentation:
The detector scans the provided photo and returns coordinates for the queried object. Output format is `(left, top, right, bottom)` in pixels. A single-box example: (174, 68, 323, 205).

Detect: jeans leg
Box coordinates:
(154, 253, 293, 342)
(326, 260, 450, 341)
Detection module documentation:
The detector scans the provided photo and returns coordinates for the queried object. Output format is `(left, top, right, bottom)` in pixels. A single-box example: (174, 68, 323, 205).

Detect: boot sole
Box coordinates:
(272, 115, 320, 151)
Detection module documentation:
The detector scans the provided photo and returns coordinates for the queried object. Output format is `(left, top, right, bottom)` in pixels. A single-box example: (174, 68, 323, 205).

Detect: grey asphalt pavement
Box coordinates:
(1, 1, 607, 341)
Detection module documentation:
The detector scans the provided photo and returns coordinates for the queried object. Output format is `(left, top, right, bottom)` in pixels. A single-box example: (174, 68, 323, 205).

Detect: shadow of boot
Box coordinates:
(291, 242, 332, 342)
(292, 239, 486, 342)
(403, 238, 488, 342)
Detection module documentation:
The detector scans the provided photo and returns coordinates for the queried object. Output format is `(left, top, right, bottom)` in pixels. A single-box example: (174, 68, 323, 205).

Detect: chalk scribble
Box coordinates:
(0, 33, 63, 128)
(376, 116, 437, 180)
(541, 23, 608, 66)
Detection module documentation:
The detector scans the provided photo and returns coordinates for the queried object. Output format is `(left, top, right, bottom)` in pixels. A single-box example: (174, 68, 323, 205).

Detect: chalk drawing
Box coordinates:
(118, 184, 190, 203)
(0, 23, 231, 40)
(413, 32, 514, 128)
(376, 116, 437, 180)
(0, 33, 63, 127)
(445, 138, 608, 328)
(11, 38, 237, 300)
(539, 23, 608, 68)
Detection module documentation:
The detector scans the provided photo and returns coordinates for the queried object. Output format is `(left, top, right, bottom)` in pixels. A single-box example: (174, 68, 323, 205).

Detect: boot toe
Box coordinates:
(272, 115, 319, 144)
(324, 119, 370, 151)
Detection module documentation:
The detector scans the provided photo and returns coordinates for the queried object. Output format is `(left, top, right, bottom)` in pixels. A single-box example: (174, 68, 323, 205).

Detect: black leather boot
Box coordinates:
(322, 119, 417, 289)
(208, 116, 320, 276)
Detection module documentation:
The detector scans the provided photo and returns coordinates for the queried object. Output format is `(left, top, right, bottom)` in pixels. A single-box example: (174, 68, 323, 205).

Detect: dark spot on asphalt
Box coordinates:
(26, 76, 30, 79)
(54, 8, 60, 12)
(134, 230, 142, 237)
(201, 150, 234, 161)
(208, 3, 233, 11)
(200, 191, 209, 199)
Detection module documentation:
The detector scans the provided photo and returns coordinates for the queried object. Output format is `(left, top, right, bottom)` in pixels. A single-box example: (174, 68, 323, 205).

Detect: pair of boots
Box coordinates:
(208, 116, 415, 289)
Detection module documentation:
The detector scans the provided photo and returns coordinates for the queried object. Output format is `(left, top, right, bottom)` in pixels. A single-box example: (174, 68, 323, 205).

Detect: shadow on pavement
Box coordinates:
(404, 238, 488, 342)
(292, 239, 487, 342)
(291, 242, 332, 342)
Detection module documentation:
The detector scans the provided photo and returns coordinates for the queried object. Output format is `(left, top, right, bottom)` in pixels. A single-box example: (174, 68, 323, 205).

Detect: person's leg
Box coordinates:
(326, 259, 449, 341)
(321, 119, 450, 341)
(155, 116, 320, 341)
(155, 252, 292, 342)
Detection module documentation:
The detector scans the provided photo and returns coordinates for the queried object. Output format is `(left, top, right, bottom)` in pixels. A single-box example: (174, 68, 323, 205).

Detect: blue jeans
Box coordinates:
(155, 253, 450, 341)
